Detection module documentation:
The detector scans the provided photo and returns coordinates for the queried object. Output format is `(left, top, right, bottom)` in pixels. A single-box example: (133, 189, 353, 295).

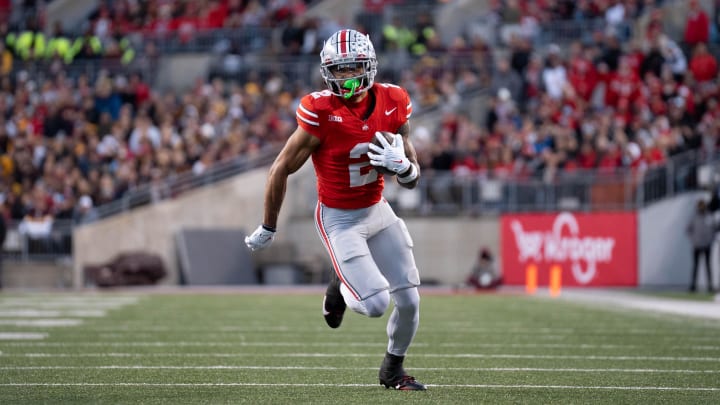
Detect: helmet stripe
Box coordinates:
(339, 29, 348, 55)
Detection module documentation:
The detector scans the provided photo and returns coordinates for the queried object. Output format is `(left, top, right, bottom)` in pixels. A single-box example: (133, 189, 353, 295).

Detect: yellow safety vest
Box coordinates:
(46, 36, 72, 63)
(119, 37, 135, 65)
(15, 31, 34, 60)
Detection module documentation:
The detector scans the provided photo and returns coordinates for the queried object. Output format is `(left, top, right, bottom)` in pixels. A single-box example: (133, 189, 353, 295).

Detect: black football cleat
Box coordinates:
(322, 272, 346, 329)
(379, 374, 427, 391)
(378, 352, 427, 391)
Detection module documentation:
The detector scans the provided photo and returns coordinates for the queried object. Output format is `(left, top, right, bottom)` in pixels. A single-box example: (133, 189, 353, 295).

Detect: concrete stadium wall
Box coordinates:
(305, 0, 363, 27)
(46, 0, 98, 35)
(155, 54, 214, 93)
(638, 191, 718, 290)
(436, 0, 491, 45)
(2, 261, 73, 289)
(72, 163, 315, 288)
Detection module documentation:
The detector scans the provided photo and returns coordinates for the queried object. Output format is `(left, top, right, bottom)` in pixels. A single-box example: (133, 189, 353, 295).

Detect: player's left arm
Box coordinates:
(396, 121, 420, 189)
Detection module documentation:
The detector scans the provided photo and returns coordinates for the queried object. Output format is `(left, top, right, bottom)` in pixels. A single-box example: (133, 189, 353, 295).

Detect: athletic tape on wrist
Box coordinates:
(397, 164, 418, 184)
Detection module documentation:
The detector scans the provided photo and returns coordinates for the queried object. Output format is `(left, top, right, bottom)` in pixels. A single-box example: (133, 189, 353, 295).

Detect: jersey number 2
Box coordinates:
(349, 142, 379, 187)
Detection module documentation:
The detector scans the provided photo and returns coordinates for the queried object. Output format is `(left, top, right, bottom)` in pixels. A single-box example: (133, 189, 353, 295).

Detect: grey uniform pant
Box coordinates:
(314, 199, 421, 355)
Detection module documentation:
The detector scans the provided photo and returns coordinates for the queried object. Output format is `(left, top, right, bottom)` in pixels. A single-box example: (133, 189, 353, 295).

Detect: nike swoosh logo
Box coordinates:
(322, 297, 330, 315)
(393, 160, 403, 163)
(385, 108, 397, 115)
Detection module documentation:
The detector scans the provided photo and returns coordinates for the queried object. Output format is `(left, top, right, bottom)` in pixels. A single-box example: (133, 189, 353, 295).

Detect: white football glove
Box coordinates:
(367, 132, 411, 175)
(244, 225, 276, 251)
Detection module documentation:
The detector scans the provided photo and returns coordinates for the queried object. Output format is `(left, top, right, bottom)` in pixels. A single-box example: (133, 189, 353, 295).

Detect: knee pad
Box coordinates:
(364, 290, 390, 317)
(342, 284, 390, 317)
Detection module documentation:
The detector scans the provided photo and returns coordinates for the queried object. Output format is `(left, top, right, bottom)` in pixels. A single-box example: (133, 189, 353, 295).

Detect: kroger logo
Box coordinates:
(510, 213, 616, 284)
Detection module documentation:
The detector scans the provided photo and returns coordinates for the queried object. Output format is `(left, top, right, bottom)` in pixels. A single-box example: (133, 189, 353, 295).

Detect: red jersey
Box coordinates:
(296, 83, 412, 209)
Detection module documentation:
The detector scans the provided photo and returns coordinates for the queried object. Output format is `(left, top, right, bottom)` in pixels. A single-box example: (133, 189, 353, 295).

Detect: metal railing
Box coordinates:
(94, 143, 710, 221)
(535, 18, 634, 46)
(3, 218, 74, 263)
(208, 50, 484, 93)
(10, 58, 156, 87)
(139, 26, 276, 55)
(93, 145, 281, 220)
(392, 149, 710, 215)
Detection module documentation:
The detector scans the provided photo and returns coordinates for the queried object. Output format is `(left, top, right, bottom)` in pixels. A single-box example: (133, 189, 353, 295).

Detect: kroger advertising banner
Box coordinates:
(501, 212, 637, 287)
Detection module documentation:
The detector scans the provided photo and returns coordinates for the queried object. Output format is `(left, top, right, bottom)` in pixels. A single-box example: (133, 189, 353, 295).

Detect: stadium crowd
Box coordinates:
(0, 0, 718, 240)
(415, 0, 720, 186)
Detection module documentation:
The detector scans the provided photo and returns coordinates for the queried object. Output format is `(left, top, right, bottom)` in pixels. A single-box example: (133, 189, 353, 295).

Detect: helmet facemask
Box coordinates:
(320, 30, 378, 99)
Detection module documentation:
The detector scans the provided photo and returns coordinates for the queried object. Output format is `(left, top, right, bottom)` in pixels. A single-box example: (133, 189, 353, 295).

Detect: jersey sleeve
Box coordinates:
(385, 84, 413, 127)
(296, 94, 324, 139)
(400, 87, 413, 122)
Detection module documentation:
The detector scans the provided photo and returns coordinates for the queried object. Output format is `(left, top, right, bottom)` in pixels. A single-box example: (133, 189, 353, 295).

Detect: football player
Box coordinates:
(245, 29, 425, 391)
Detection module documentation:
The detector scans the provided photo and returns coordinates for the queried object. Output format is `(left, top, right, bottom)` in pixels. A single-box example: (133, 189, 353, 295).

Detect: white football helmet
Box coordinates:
(320, 29, 378, 98)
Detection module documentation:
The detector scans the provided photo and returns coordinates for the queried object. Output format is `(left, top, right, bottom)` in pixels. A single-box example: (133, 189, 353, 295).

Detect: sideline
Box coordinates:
(548, 288, 720, 320)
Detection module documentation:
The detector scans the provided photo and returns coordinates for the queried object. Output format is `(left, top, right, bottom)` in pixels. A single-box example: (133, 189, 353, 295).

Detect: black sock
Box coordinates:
(384, 352, 404, 364)
(381, 352, 405, 374)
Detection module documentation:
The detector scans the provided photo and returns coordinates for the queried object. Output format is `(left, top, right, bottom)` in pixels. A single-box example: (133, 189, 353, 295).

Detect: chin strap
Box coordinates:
(342, 78, 360, 99)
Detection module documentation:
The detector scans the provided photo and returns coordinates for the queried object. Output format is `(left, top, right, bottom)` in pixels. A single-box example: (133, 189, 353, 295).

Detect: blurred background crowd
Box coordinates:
(0, 0, 719, 245)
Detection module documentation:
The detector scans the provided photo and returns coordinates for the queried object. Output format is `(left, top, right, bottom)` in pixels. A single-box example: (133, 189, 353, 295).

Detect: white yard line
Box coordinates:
(4, 352, 720, 361)
(0, 333, 47, 340)
(0, 319, 83, 327)
(0, 297, 139, 303)
(0, 382, 717, 391)
(0, 310, 106, 317)
(0, 341, 385, 347)
(558, 290, 720, 320)
(0, 297, 138, 343)
(1, 366, 719, 374)
(1, 341, 718, 351)
(43, 327, 720, 339)
(0, 303, 135, 309)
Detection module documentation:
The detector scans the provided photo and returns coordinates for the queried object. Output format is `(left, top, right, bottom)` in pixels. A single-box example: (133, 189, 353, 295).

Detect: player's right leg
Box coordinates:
(315, 203, 391, 328)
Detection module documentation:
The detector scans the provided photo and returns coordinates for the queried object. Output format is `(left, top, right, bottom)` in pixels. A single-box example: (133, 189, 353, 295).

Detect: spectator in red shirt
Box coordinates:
(206, 0, 229, 28)
(684, 0, 709, 48)
(146, 3, 176, 36)
(606, 57, 641, 108)
(128, 73, 151, 109)
(0, 0, 10, 20)
(596, 139, 622, 173)
(689, 42, 718, 84)
(174, 3, 200, 44)
(364, 0, 401, 14)
(567, 42, 598, 101)
(577, 140, 598, 169)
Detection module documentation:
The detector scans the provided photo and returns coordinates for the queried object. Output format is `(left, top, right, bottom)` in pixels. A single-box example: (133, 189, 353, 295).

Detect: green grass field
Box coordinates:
(0, 289, 719, 404)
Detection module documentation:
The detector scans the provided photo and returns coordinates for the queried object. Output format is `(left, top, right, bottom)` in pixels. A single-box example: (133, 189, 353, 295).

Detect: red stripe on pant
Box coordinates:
(315, 203, 360, 300)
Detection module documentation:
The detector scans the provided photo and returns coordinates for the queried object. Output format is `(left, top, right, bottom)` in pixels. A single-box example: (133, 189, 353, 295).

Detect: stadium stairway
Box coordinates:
(305, 0, 364, 27)
(45, 0, 98, 34)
